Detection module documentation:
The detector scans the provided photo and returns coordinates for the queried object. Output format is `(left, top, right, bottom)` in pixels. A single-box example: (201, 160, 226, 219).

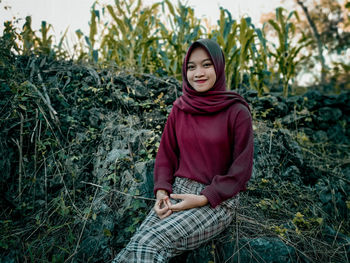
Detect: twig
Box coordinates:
(19, 113, 24, 202)
(32, 109, 38, 210)
(44, 157, 48, 211)
(37, 73, 53, 108)
(65, 183, 100, 263)
(29, 80, 58, 124)
(332, 221, 343, 247)
(269, 129, 273, 153)
(81, 181, 156, 201)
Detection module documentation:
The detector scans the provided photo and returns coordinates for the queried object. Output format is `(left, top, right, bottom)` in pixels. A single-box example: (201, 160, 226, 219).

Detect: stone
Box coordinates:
(177, 237, 298, 263)
(317, 107, 342, 122)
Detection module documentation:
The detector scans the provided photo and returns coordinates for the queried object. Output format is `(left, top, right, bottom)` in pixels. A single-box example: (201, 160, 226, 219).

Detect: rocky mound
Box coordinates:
(0, 55, 349, 262)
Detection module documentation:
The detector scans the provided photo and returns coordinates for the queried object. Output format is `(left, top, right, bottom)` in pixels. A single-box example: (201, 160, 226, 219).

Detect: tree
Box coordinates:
(261, 0, 350, 89)
(293, 0, 350, 88)
(295, 0, 326, 83)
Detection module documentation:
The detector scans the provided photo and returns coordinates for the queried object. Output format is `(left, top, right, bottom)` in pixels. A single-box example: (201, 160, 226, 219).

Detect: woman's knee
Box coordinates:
(129, 227, 171, 250)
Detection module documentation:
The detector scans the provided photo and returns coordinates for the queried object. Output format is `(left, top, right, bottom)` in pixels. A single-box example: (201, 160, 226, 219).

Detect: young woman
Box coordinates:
(113, 38, 254, 262)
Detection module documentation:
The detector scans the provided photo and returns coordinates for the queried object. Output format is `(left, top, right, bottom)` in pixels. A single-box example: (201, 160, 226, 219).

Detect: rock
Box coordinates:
(281, 113, 308, 127)
(303, 90, 323, 110)
(254, 95, 288, 119)
(279, 129, 304, 167)
(285, 95, 304, 111)
(134, 160, 155, 198)
(242, 89, 259, 103)
(323, 92, 350, 111)
(78, 203, 114, 262)
(200, 237, 297, 263)
(327, 124, 347, 144)
(282, 165, 301, 182)
(313, 130, 328, 142)
(316, 107, 342, 122)
(238, 237, 297, 263)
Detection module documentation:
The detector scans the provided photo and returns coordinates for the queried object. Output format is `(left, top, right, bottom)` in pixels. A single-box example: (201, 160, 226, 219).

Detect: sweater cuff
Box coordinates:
(200, 186, 222, 208)
(153, 182, 173, 197)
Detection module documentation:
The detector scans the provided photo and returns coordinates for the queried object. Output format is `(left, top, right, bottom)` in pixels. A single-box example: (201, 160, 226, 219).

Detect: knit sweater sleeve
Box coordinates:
(153, 107, 179, 196)
(201, 106, 254, 208)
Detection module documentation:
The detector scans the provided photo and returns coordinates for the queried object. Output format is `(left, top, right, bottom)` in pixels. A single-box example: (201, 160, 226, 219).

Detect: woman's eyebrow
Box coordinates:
(188, 58, 212, 64)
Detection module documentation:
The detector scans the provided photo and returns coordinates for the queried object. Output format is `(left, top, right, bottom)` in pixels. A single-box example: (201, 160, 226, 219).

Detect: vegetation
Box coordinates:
(0, 0, 349, 262)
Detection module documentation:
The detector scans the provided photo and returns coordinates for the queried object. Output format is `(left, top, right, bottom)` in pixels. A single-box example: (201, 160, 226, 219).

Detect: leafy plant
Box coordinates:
(209, 9, 270, 94)
(266, 7, 312, 96)
(158, 0, 204, 78)
(97, 0, 161, 72)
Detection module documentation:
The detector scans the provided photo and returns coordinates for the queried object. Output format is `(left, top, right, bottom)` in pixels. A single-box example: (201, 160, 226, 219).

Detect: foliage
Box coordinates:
(158, 0, 205, 78)
(265, 7, 312, 96)
(294, 0, 350, 88)
(7, 0, 342, 96)
(295, 0, 350, 54)
(3, 0, 349, 95)
(99, 0, 161, 70)
(19, 16, 69, 59)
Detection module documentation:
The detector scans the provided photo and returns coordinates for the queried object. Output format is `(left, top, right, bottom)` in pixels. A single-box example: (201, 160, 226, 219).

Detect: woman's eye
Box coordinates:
(187, 65, 195, 70)
(203, 63, 212, 67)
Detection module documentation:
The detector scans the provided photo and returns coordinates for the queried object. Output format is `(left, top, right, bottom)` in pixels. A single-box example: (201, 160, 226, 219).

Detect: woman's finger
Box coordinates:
(170, 193, 185, 200)
(169, 201, 185, 211)
(155, 202, 167, 212)
(159, 209, 172, 219)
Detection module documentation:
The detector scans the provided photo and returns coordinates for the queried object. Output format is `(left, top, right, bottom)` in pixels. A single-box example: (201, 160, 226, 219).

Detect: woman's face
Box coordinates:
(186, 46, 217, 93)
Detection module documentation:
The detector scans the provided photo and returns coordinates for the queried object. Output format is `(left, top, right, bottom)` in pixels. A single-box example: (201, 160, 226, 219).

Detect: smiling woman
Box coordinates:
(186, 47, 217, 93)
(113, 38, 254, 263)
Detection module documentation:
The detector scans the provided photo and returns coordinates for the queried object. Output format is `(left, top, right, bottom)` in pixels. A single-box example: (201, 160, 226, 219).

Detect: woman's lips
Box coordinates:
(195, 79, 207, 84)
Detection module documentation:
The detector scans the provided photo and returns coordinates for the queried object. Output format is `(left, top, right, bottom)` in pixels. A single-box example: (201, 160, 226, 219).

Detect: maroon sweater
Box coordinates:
(154, 102, 254, 208)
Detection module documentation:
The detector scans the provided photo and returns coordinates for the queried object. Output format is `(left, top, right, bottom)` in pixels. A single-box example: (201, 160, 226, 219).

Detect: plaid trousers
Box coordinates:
(113, 177, 238, 263)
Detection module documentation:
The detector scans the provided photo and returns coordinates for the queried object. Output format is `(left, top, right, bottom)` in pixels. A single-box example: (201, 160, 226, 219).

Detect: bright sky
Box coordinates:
(0, 0, 293, 45)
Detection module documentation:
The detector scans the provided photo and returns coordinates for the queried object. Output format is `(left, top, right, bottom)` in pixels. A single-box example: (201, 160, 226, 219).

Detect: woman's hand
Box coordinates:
(169, 194, 208, 212)
(154, 190, 172, 219)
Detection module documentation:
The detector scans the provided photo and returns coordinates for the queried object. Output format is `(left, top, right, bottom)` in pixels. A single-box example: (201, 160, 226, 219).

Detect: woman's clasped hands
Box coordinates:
(154, 189, 208, 219)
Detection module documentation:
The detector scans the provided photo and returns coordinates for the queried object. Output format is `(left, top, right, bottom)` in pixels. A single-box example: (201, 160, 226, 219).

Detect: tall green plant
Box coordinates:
(98, 0, 161, 71)
(267, 7, 312, 96)
(12, 15, 67, 59)
(36, 21, 53, 56)
(158, 0, 205, 78)
(236, 17, 256, 89)
(21, 16, 36, 55)
(209, 9, 259, 91)
(209, 8, 238, 90)
(86, 3, 100, 63)
(249, 28, 271, 95)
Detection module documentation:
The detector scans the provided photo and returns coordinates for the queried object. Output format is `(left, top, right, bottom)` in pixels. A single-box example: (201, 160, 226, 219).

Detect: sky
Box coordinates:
(0, 0, 293, 47)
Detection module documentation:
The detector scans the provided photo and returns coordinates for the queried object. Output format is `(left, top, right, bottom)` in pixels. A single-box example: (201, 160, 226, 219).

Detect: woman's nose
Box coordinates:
(194, 67, 204, 78)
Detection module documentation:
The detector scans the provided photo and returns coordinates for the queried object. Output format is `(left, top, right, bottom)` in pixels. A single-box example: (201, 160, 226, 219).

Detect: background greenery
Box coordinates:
(0, 0, 349, 262)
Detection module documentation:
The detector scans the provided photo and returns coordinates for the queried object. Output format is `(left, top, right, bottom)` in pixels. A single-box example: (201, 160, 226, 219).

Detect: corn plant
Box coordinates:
(36, 21, 53, 56)
(1, 21, 20, 56)
(209, 9, 257, 91)
(236, 17, 256, 89)
(21, 16, 36, 55)
(98, 0, 162, 72)
(266, 7, 312, 96)
(73, 29, 88, 61)
(249, 27, 271, 96)
(86, 3, 100, 63)
(13, 15, 68, 59)
(158, 0, 205, 78)
(208, 7, 238, 90)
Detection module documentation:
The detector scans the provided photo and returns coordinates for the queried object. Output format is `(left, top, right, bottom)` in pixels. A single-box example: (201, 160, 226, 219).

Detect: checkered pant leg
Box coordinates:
(112, 177, 238, 263)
